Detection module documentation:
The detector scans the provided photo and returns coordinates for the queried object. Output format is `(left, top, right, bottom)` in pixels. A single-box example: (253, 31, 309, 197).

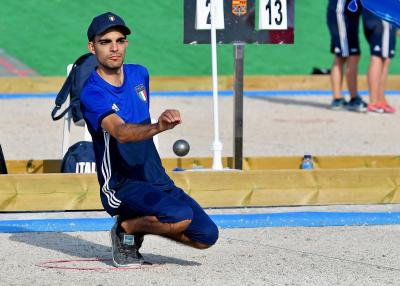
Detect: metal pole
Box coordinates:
(233, 43, 244, 170)
(210, 0, 223, 170)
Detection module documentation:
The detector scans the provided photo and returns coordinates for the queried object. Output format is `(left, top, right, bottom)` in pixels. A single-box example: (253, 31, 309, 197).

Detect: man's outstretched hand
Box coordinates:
(158, 109, 181, 131)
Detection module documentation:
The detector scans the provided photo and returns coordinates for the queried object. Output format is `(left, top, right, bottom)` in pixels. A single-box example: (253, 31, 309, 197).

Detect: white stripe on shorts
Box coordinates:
(382, 20, 390, 58)
(336, 0, 349, 56)
(101, 131, 121, 209)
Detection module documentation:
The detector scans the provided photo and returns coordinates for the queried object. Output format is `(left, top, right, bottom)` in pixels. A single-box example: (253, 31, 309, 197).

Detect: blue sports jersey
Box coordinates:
(80, 64, 174, 210)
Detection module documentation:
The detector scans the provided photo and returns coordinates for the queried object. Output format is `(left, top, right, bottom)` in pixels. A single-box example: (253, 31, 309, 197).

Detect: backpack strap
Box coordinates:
(51, 53, 95, 121)
(51, 69, 75, 121)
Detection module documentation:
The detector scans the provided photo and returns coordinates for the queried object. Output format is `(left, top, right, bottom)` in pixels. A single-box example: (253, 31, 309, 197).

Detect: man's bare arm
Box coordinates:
(101, 109, 181, 143)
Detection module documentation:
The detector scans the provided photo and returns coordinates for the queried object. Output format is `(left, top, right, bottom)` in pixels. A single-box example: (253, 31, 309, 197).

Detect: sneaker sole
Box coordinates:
(368, 110, 384, 114)
(347, 106, 367, 113)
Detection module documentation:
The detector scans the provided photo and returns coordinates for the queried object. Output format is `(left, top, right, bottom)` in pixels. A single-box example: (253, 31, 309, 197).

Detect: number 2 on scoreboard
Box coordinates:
(259, 0, 287, 30)
(195, 0, 225, 30)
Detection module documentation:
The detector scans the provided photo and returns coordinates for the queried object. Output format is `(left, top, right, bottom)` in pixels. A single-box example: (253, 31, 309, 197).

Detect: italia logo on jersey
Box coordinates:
(135, 84, 147, 102)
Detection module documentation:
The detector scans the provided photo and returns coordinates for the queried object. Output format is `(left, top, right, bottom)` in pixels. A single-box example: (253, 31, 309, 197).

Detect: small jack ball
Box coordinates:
(173, 139, 190, 157)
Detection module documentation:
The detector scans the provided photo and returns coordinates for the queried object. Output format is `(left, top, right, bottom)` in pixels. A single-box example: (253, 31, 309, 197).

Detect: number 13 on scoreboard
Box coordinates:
(259, 0, 288, 30)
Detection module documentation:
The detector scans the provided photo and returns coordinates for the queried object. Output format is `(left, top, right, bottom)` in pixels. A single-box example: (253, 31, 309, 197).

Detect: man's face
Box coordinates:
(88, 28, 128, 71)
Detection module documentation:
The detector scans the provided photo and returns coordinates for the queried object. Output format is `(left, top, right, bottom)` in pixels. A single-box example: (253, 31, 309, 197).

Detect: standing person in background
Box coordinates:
(327, 0, 367, 112)
(363, 9, 397, 114)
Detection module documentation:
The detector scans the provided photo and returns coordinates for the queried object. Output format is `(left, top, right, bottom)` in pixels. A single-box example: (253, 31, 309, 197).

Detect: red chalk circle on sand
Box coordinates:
(36, 258, 158, 271)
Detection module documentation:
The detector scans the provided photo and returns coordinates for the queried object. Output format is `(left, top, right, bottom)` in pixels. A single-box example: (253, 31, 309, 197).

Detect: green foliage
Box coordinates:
(0, 0, 398, 75)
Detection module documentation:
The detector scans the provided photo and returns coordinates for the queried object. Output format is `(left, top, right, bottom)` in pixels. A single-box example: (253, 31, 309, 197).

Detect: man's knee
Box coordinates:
(166, 205, 193, 234)
(206, 223, 219, 245)
(196, 223, 219, 249)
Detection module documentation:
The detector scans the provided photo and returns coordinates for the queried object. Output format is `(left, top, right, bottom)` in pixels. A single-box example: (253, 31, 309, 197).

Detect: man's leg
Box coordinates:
(346, 55, 367, 112)
(378, 58, 390, 103)
(116, 182, 217, 250)
(366, 56, 386, 113)
(330, 55, 345, 100)
(158, 187, 219, 249)
(109, 214, 195, 267)
(367, 55, 383, 105)
(121, 215, 191, 235)
(106, 181, 197, 267)
(121, 216, 211, 249)
(330, 56, 348, 110)
(362, 9, 396, 113)
(346, 55, 359, 98)
(378, 58, 396, 113)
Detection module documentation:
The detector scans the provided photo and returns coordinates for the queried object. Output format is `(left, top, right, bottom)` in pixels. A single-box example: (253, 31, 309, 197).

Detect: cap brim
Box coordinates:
(97, 24, 131, 37)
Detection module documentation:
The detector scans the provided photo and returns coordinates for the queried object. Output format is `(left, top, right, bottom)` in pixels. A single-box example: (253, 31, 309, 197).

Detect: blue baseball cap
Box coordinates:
(87, 12, 131, 41)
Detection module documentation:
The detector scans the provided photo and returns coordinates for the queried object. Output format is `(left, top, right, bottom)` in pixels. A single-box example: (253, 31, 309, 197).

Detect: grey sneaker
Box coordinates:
(110, 222, 145, 267)
(347, 95, 367, 112)
(331, 98, 347, 110)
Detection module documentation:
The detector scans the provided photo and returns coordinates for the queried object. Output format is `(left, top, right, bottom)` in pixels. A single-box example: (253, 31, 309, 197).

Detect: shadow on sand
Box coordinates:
(10, 232, 201, 267)
(247, 95, 330, 110)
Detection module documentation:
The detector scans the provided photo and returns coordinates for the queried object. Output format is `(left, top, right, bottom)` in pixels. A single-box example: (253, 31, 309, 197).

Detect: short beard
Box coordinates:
(98, 60, 123, 73)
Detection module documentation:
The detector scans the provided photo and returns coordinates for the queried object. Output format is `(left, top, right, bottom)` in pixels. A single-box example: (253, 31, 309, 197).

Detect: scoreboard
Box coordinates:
(184, 0, 294, 44)
(183, 0, 295, 170)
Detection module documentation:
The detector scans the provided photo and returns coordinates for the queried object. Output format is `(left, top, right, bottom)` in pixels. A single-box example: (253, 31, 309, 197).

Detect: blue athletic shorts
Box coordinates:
(327, 0, 361, 57)
(101, 180, 219, 246)
(362, 9, 397, 59)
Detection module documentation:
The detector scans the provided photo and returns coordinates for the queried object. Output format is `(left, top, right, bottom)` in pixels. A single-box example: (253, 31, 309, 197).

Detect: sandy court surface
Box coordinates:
(1, 225, 400, 285)
(2, 91, 400, 285)
(1, 205, 400, 285)
(1, 95, 400, 160)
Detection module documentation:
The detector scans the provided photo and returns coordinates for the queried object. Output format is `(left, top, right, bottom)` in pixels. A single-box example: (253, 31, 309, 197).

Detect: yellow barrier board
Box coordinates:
(6, 156, 400, 174)
(1, 168, 400, 211)
(0, 174, 100, 211)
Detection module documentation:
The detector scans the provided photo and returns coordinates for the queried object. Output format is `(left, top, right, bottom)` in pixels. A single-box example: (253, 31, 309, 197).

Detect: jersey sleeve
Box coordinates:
(80, 88, 115, 132)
